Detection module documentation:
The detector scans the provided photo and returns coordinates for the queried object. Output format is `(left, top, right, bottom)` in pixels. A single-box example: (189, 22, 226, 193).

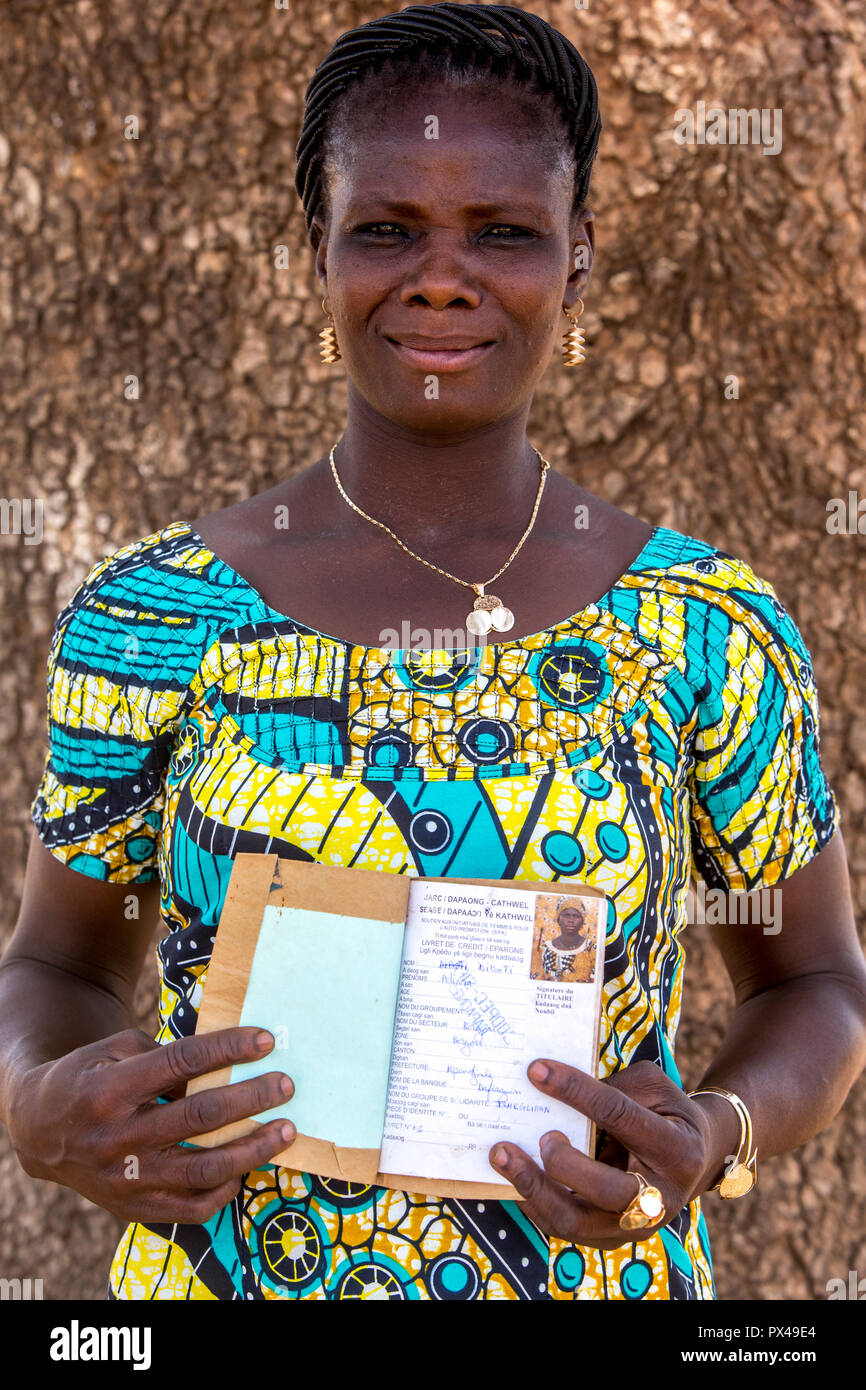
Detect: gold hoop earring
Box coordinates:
(562, 298, 587, 366)
(319, 297, 341, 363)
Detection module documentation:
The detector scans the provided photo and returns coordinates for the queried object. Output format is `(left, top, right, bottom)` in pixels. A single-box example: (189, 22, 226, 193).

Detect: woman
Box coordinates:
(3, 3, 865, 1302)
(538, 901, 594, 983)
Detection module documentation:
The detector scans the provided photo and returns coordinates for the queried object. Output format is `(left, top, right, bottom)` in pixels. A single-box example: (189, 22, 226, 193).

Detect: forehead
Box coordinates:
(325, 80, 571, 210)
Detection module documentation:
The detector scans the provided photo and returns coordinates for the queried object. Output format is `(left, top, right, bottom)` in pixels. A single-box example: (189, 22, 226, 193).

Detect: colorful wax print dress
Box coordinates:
(540, 940, 594, 983)
(30, 520, 839, 1300)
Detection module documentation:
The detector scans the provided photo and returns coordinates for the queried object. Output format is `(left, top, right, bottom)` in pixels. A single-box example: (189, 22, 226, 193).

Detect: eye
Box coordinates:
(354, 222, 407, 237)
(354, 222, 537, 241)
(483, 225, 536, 240)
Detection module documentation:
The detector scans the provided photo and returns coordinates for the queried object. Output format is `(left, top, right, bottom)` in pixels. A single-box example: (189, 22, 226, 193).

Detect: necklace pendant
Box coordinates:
(466, 587, 515, 637)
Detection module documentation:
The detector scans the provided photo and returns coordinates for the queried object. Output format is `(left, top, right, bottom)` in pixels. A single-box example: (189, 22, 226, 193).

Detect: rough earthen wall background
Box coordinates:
(1, 0, 864, 1300)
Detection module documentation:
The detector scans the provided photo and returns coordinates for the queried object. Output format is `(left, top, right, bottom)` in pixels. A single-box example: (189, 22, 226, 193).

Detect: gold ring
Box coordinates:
(618, 1171, 665, 1231)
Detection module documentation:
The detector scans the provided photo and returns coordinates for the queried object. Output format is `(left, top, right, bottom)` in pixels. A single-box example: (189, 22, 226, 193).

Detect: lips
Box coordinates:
(385, 335, 496, 371)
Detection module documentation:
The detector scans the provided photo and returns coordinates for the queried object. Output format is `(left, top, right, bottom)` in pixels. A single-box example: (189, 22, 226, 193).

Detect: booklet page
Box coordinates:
(379, 882, 603, 1186)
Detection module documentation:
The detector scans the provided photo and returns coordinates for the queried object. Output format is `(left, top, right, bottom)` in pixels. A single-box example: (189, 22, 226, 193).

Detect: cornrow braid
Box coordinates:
(294, 2, 602, 243)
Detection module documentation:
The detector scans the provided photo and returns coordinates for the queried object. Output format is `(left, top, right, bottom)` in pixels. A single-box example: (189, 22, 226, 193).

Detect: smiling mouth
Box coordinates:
(384, 338, 496, 371)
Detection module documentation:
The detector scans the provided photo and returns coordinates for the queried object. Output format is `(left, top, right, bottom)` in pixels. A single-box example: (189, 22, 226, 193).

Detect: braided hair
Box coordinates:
(294, 3, 602, 245)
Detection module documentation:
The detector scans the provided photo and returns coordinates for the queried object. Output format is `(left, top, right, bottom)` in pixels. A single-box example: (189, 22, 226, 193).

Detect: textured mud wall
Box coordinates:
(1, 0, 864, 1300)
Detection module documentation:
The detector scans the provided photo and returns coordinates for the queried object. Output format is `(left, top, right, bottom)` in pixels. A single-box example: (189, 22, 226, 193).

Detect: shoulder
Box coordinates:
(54, 518, 259, 613)
(626, 523, 767, 590)
(46, 520, 261, 686)
(626, 523, 806, 641)
(617, 524, 819, 713)
(58, 520, 205, 596)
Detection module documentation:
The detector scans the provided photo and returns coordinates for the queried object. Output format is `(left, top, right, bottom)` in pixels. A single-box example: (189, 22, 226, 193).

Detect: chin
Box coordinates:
(355, 383, 515, 435)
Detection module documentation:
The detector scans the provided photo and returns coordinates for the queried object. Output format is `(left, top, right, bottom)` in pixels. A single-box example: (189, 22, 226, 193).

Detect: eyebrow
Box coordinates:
(344, 198, 550, 221)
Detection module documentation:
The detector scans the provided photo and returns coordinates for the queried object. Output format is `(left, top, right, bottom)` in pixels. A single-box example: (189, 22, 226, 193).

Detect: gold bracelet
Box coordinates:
(688, 1086, 758, 1199)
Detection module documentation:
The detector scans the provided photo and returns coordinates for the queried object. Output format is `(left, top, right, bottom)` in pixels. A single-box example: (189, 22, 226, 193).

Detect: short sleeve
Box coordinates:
(30, 541, 191, 884)
(687, 573, 840, 893)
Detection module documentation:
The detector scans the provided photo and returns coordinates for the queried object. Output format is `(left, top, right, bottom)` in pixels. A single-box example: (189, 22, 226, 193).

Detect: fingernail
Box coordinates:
(256, 1031, 274, 1049)
(529, 1062, 550, 1083)
(280, 1123, 294, 1142)
(280, 1075, 293, 1096)
(491, 1146, 509, 1170)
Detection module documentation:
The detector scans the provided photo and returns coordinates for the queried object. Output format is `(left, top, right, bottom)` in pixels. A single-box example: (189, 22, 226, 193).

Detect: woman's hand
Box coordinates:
(488, 1058, 737, 1249)
(7, 1026, 295, 1225)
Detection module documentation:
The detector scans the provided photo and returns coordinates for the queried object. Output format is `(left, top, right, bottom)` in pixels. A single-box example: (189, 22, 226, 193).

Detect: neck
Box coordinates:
(330, 388, 545, 547)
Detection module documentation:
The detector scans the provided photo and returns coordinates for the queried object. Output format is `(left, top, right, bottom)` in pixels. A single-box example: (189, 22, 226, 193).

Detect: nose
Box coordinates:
(399, 233, 482, 310)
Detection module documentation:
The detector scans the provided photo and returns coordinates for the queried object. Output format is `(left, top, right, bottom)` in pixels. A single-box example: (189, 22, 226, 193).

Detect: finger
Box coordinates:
(131, 1070, 294, 1147)
(490, 1142, 625, 1246)
(538, 1131, 643, 1213)
(100, 1027, 277, 1105)
(75, 1028, 167, 1075)
(118, 1176, 246, 1226)
(527, 1060, 676, 1166)
(155, 1117, 296, 1194)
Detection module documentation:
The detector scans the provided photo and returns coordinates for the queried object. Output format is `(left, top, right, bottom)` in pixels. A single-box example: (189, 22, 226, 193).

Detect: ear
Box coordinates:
(311, 215, 328, 290)
(566, 207, 595, 305)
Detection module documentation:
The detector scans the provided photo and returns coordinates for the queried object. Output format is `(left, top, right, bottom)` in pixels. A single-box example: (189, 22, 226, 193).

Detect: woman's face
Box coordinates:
(313, 81, 594, 435)
(557, 907, 585, 937)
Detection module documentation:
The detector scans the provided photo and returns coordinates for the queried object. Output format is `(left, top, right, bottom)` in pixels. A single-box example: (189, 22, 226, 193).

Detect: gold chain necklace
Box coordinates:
(328, 443, 550, 637)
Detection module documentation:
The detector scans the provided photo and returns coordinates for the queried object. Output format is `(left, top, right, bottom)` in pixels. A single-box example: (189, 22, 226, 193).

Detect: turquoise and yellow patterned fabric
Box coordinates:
(30, 519, 839, 1300)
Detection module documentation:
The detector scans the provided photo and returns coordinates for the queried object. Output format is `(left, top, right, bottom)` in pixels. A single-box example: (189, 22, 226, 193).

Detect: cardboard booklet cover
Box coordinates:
(187, 854, 608, 1201)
